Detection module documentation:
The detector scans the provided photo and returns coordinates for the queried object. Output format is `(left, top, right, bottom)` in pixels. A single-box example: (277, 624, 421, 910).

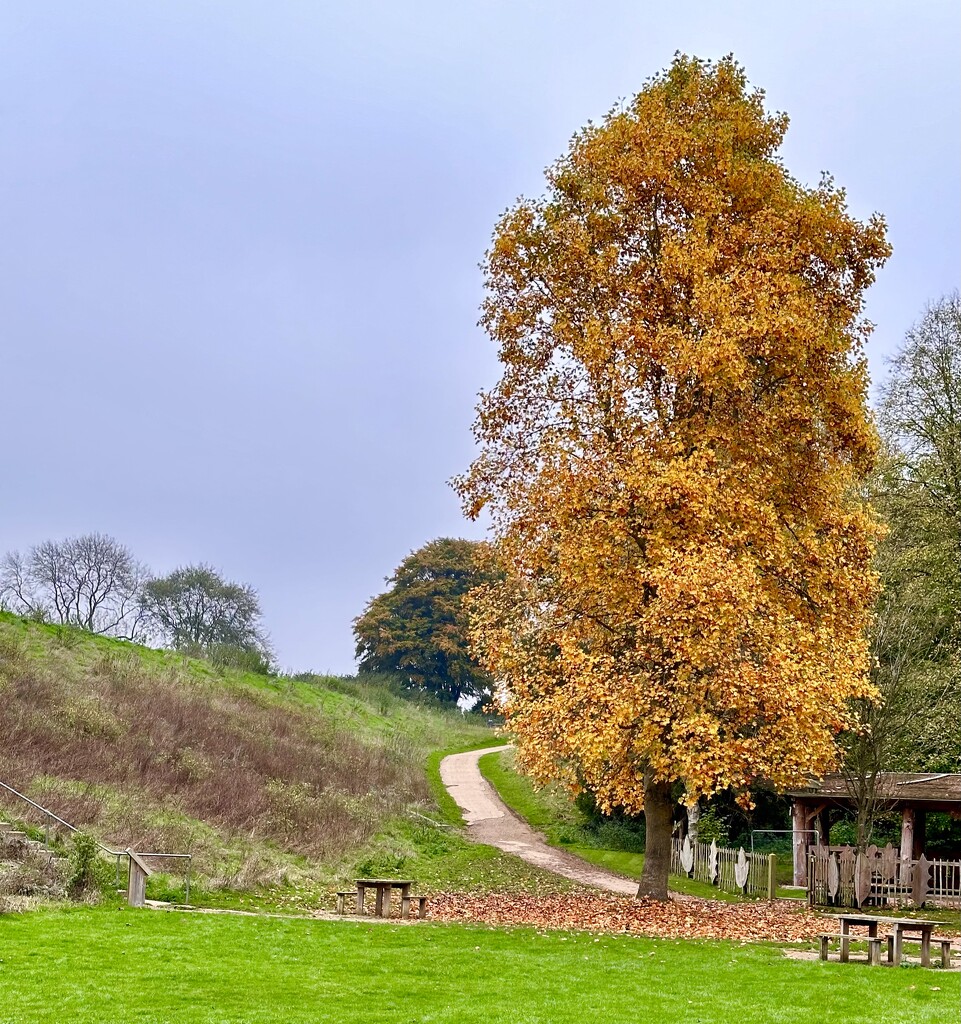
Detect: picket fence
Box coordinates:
(670, 836, 769, 896)
(808, 843, 961, 908)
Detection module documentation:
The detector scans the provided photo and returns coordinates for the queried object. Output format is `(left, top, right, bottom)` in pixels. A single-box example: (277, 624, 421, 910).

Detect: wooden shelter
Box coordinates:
(787, 773, 961, 886)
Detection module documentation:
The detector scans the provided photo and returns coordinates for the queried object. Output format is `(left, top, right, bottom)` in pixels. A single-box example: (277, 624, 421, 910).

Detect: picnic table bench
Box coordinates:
(354, 878, 414, 917)
(885, 917, 949, 968)
(821, 913, 953, 968)
(339, 879, 428, 919)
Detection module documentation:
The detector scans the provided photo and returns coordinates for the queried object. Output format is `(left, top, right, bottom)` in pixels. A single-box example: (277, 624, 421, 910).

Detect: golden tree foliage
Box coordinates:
(457, 56, 890, 897)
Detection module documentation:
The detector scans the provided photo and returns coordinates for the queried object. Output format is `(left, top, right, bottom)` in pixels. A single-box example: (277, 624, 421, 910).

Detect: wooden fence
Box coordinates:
(670, 836, 769, 897)
(808, 843, 961, 908)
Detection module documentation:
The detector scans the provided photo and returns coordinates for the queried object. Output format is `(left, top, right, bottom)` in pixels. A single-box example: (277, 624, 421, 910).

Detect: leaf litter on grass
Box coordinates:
(429, 891, 961, 943)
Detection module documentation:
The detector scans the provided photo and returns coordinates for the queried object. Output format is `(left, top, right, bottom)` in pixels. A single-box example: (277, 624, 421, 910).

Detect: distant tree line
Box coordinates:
(0, 535, 272, 672)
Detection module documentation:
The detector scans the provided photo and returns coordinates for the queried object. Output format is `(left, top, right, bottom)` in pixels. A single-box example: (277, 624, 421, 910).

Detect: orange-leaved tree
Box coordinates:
(455, 55, 891, 900)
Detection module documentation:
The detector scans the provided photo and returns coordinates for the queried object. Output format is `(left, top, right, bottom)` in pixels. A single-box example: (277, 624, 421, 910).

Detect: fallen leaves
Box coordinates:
(428, 891, 959, 943)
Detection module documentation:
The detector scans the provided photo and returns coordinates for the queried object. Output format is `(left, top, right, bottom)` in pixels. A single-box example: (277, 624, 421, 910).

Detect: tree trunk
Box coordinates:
(686, 800, 700, 844)
(637, 774, 673, 901)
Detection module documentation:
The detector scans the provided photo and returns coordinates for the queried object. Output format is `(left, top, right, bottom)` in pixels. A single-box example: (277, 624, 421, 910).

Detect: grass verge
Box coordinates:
(479, 749, 748, 902)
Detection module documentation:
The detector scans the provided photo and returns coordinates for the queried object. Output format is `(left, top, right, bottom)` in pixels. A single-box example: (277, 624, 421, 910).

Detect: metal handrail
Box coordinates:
(132, 852, 193, 903)
(0, 778, 192, 901)
(0, 779, 125, 857)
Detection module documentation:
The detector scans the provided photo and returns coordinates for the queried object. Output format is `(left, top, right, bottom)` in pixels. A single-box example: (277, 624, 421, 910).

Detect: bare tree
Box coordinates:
(0, 533, 149, 640)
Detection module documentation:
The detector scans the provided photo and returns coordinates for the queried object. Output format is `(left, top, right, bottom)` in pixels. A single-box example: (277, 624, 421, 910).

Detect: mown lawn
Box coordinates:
(0, 907, 956, 1024)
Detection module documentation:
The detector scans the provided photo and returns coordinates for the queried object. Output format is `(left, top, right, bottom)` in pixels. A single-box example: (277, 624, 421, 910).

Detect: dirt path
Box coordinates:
(439, 745, 638, 897)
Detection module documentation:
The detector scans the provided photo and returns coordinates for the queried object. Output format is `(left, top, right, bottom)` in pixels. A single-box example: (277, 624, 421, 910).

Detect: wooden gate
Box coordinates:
(808, 843, 961, 908)
(671, 836, 768, 896)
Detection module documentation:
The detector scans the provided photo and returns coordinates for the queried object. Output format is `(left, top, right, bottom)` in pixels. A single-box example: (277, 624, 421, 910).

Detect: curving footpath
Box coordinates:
(439, 745, 638, 897)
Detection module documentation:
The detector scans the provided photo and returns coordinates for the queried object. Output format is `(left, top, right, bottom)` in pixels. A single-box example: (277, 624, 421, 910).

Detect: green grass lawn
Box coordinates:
(0, 907, 956, 1024)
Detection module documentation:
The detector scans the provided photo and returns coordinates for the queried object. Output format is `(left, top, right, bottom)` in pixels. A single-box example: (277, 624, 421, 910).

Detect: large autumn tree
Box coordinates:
(457, 56, 890, 899)
(353, 538, 493, 705)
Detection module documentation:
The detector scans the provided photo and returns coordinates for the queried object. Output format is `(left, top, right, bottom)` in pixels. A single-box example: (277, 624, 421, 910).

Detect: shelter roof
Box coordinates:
(789, 773, 961, 808)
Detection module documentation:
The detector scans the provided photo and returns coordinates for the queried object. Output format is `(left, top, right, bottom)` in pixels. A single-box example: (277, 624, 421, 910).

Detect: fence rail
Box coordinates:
(808, 843, 961, 908)
(671, 836, 769, 897)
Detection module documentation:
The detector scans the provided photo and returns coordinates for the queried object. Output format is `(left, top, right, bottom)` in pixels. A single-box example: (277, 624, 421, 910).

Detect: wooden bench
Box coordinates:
(335, 890, 357, 915)
(401, 895, 429, 920)
(884, 933, 954, 968)
(819, 933, 883, 965)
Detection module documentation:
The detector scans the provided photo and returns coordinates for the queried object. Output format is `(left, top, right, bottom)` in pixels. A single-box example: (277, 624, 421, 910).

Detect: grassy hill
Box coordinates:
(0, 612, 531, 905)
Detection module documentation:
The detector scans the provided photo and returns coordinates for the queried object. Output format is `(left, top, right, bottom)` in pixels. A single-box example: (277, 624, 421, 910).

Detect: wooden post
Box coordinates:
(920, 928, 931, 969)
(767, 853, 778, 900)
(913, 810, 926, 860)
(791, 801, 807, 886)
(899, 807, 915, 865)
(126, 849, 153, 908)
(816, 809, 830, 847)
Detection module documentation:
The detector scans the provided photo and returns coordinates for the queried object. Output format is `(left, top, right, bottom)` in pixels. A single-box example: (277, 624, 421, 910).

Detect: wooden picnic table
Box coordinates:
(832, 913, 943, 966)
(354, 879, 416, 918)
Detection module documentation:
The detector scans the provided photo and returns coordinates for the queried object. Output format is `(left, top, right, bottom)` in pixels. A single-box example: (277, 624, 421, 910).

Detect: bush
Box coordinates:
(67, 831, 110, 898)
(696, 807, 729, 846)
(572, 791, 647, 852)
(592, 818, 646, 853)
(191, 642, 273, 676)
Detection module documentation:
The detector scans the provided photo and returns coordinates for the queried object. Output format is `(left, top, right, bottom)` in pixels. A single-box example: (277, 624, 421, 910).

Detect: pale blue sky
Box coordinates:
(1, 2, 958, 671)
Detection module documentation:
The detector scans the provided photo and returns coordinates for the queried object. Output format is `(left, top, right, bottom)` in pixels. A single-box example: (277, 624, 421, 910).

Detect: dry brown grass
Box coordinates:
(0, 839, 66, 908)
(0, 626, 437, 881)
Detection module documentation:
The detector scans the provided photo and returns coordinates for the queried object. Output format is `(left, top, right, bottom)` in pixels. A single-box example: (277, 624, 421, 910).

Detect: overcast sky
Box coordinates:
(1, 2, 958, 673)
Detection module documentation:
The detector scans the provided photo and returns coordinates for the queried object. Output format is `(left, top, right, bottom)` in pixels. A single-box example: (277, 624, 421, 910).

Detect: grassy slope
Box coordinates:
(0, 906, 956, 1024)
(0, 613, 567, 903)
(479, 749, 755, 902)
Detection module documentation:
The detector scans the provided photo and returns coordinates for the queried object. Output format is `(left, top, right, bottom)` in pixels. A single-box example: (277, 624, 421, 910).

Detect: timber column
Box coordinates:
(791, 802, 808, 886)
(899, 807, 915, 864)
